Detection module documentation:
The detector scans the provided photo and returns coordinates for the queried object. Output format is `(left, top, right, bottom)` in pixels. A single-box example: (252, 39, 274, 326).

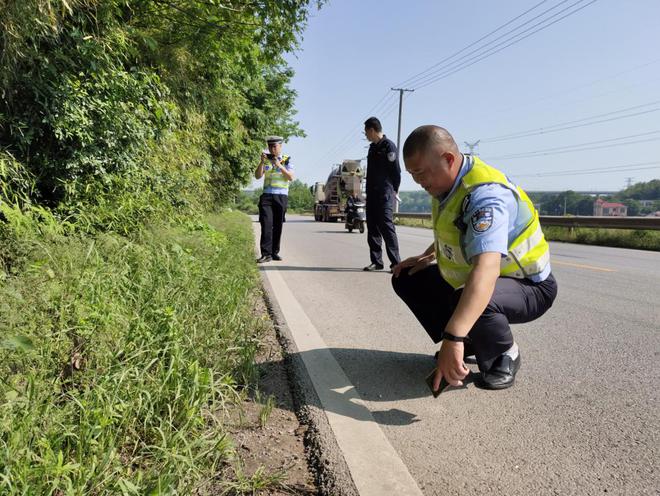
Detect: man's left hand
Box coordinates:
(434, 340, 469, 389)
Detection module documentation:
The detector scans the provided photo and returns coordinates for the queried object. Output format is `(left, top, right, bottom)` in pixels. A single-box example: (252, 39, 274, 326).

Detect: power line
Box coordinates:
(487, 130, 660, 160)
(485, 58, 660, 118)
(394, 0, 553, 88)
(312, 0, 604, 176)
(481, 100, 660, 143)
(333, 92, 408, 160)
(315, 0, 601, 173)
(408, 0, 581, 89)
(327, 93, 401, 162)
(321, 91, 391, 158)
(510, 160, 660, 178)
(411, 0, 599, 91)
(316, 91, 397, 167)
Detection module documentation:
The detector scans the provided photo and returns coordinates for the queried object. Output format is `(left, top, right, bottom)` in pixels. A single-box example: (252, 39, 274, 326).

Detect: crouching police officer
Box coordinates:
(255, 135, 294, 263)
(392, 125, 557, 391)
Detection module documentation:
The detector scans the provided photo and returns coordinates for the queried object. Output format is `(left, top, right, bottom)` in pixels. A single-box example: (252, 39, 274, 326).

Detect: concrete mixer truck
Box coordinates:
(311, 160, 366, 233)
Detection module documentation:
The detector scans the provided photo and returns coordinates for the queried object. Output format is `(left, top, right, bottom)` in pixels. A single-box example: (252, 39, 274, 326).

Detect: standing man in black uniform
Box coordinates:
(363, 117, 401, 272)
(254, 135, 294, 263)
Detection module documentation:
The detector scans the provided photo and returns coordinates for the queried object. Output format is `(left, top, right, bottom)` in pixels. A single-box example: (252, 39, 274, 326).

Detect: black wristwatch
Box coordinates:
(442, 331, 468, 343)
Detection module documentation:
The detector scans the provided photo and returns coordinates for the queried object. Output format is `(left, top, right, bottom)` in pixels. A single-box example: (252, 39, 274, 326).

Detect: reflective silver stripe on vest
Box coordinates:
(509, 224, 544, 261)
(522, 250, 550, 276)
(504, 250, 550, 279)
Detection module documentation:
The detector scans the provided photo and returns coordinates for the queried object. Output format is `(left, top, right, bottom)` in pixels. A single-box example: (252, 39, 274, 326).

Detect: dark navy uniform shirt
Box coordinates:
(366, 135, 401, 195)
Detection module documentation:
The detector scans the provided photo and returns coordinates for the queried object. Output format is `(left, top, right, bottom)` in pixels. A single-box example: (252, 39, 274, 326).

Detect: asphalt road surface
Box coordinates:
(255, 215, 659, 495)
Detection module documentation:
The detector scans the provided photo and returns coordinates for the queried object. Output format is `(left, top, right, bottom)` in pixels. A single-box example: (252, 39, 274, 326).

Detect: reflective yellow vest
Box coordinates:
(264, 155, 291, 190)
(432, 156, 550, 289)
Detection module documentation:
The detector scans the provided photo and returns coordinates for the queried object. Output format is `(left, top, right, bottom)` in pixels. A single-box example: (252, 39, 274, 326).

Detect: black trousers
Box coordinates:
(391, 264, 557, 371)
(258, 193, 288, 257)
(366, 191, 400, 266)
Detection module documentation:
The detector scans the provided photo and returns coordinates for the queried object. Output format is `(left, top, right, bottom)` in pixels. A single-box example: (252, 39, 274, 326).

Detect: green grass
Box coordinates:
(256, 393, 276, 429)
(542, 226, 660, 251)
(0, 211, 274, 494)
(395, 218, 660, 251)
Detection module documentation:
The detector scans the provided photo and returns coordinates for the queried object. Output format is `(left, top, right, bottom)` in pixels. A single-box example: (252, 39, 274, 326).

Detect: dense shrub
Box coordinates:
(1, 0, 320, 235)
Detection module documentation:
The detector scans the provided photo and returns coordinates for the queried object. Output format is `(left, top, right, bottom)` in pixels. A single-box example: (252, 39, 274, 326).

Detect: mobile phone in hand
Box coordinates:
(425, 368, 450, 398)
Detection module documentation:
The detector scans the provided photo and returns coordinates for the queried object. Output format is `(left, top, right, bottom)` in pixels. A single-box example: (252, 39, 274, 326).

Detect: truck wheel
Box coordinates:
(348, 227, 353, 233)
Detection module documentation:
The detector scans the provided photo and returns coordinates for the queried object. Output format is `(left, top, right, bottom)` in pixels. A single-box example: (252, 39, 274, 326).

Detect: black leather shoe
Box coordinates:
(475, 353, 521, 390)
(272, 254, 282, 261)
(363, 263, 384, 271)
(256, 255, 272, 263)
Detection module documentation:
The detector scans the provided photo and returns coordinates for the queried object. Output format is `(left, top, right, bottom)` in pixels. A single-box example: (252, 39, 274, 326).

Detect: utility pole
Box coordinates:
(391, 87, 414, 213)
(464, 140, 481, 156)
(391, 87, 415, 156)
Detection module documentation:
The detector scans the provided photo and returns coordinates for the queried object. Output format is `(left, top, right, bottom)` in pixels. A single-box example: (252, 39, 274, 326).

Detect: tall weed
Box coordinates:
(0, 211, 263, 493)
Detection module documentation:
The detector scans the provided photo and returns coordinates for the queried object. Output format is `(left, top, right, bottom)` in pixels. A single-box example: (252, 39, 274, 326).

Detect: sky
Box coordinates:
(251, 0, 660, 193)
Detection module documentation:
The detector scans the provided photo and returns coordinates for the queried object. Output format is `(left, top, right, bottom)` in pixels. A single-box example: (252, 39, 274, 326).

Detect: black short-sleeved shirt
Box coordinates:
(366, 135, 401, 195)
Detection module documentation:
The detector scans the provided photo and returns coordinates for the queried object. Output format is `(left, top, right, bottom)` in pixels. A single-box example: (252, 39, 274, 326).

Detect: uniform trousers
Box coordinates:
(366, 190, 400, 266)
(258, 193, 288, 257)
(391, 264, 557, 371)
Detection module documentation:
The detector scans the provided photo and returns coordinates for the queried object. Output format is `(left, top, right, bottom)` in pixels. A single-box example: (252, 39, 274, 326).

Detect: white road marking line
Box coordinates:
(262, 266, 424, 496)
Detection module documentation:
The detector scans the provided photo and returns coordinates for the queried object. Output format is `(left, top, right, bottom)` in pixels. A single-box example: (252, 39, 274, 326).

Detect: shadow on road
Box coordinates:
(256, 348, 475, 427)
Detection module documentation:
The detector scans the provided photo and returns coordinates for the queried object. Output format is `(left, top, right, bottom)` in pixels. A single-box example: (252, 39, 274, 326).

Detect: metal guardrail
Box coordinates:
(394, 212, 660, 230)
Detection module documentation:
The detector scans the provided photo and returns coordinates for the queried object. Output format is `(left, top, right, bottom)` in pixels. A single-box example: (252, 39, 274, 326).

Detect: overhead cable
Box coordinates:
(413, 0, 599, 91)
(481, 100, 660, 143)
(487, 130, 660, 160)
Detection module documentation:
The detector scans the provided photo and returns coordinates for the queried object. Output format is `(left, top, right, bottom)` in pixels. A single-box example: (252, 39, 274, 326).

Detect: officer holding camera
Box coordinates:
(255, 135, 294, 263)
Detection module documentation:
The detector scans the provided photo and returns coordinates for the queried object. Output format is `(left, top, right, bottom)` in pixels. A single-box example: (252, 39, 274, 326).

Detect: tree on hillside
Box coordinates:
(398, 191, 431, 212)
(287, 180, 314, 211)
(617, 179, 660, 200)
(234, 180, 313, 214)
(0, 0, 323, 229)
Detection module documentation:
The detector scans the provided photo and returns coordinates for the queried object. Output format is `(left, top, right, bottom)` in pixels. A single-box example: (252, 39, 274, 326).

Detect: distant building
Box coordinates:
(593, 198, 627, 216)
(639, 200, 655, 208)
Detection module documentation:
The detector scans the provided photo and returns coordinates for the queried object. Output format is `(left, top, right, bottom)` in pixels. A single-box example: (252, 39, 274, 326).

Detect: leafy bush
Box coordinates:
(287, 179, 314, 212)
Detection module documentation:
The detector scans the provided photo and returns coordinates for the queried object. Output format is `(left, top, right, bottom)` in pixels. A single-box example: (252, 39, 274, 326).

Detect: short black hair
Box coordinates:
(364, 117, 382, 133)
